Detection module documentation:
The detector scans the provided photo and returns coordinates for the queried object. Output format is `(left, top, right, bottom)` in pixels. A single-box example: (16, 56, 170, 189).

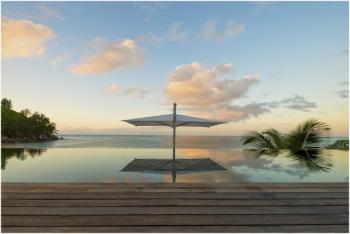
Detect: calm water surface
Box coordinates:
(2, 135, 348, 183)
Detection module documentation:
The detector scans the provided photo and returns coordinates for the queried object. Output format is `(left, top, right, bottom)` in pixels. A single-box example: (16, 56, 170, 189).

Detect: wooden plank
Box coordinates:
(3, 182, 348, 188)
(3, 214, 348, 226)
(2, 192, 348, 200)
(3, 187, 348, 193)
(3, 198, 348, 207)
(2, 225, 349, 233)
(2, 206, 347, 215)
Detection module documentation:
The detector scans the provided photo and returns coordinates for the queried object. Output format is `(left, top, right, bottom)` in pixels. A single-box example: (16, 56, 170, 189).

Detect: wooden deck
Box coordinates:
(1, 182, 349, 233)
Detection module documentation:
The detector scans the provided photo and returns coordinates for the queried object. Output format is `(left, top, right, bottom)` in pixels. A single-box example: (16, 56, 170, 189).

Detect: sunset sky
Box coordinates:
(2, 2, 349, 136)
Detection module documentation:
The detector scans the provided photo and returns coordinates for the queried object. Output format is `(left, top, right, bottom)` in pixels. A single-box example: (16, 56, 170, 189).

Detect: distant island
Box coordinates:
(1, 98, 61, 143)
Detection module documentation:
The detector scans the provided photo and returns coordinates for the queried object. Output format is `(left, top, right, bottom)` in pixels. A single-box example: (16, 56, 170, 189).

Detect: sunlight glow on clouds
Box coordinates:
(2, 17, 55, 59)
(200, 19, 245, 42)
(165, 63, 263, 121)
(165, 63, 319, 121)
(165, 63, 258, 107)
(70, 39, 144, 75)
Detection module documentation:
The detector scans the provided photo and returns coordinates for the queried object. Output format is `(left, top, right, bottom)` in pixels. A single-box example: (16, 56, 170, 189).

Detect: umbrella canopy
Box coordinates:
(123, 114, 225, 128)
(122, 103, 226, 182)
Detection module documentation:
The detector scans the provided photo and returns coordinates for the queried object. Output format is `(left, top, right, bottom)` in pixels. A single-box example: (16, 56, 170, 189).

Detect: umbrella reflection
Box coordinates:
(121, 158, 227, 183)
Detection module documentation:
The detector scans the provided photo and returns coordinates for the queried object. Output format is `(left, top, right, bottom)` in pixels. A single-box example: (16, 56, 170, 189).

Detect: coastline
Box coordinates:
(1, 134, 62, 144)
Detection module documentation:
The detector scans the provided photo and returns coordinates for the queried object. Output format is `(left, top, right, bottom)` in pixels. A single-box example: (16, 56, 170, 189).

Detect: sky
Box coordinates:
(1, 1, 349, 136)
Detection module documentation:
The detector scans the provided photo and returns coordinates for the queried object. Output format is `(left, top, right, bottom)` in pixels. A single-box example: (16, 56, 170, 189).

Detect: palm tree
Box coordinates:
(242, 119, 330, 153)
(242, 119, 333, 172)
(286, 119, 330, 153)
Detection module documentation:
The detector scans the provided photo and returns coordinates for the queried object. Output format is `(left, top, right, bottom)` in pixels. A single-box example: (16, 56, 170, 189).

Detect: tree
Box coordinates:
(242, 119, 330, 152)
(242, 119, 333, 172)
(1, 98, 12, 109)
(1, 98, 57, 140)
(20, 109, 31, 117)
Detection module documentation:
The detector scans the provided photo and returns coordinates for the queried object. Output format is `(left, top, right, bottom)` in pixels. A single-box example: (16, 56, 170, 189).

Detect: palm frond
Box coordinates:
(242, 131, 275, 149)
(286, 119, 330, 152)
(288, 150, 333, 172)
(262, 128, 287, 149)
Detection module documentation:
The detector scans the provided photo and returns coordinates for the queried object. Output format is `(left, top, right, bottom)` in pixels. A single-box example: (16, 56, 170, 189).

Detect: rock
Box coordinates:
(1, 134, 61, 143)
(325, 140, 349, 150)
(1, 135, 16, 143)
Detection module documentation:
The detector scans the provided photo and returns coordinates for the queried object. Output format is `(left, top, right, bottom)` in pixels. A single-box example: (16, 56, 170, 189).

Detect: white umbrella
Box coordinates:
(123, 103, 226, 161)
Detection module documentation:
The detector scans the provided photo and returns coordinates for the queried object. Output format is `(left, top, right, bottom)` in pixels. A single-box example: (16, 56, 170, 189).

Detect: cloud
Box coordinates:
(38, 4, 65, 20)
(106, 83, 119, 94)
(337, 81, 349, 98)
(165, 22, 189, 42)
(165, 63, 319, 121)
(272, 95, 317, 112)
(165, 63, 262, 121)
(215, 104, 271, 120)
(70, 39, 144, 75)
(137, 22, 189, 45)
(200, 19, 245, 42)
(165, 63, 258, 108)
(50, 52, 70, 66)
(340, 49, 349, 56)
(338, 90, 348, 98)
(253, 2, 273, 14)
(123, 86, 151, 98)
(133, 2, 169, 21)
(2, 17, 55, 59)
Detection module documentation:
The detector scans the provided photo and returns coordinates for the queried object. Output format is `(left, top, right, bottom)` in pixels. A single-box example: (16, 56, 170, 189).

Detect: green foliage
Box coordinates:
(242, 119, 333, 173)
(287, 150, 333, 172)
(286, 119, 330, 153)
(1, 148, 45, 169)
(242, 119, 330, 152)
(1, 98, 12, 109)
(1, 98, 57, 139)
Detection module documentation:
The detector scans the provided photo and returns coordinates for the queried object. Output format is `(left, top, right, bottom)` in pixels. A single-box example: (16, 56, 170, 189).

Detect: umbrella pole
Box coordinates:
(172, 103, 176, 183)
(173, 103, 176, 161)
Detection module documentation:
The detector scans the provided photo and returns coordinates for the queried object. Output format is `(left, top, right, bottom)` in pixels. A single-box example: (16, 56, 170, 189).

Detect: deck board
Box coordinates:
(2, 182, 349, 233)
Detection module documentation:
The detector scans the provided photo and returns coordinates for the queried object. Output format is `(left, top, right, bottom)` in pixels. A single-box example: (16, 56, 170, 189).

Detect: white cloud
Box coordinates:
(51, 52, 70, 66)
(137, 22, 189, 45)
(70, 39, 144, 76)
(200, 19, 245, 42)
(106, 83, 119, 94)
(165, 63, 262, 121)
(133, 2, 169, 21)
(123, 86, 151, 98)
(2, 17, 55, 59)
(165, 63, 257, 107)
(38, 4, 65, 20)
(165, 63, 318, 121)
(165, 22, 189, 42)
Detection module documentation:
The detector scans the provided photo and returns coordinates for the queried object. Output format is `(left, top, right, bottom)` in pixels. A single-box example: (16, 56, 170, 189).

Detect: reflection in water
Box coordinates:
(287, 150, 333, 172)
(1, 147, 347, 183)
(122, 158, 227, 183)
(245, 149, 333, 173)
(1, 148, 46, 170)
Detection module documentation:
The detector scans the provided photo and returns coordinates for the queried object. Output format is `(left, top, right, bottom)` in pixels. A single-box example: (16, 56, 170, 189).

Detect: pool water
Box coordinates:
(2, 146, 348, 183)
